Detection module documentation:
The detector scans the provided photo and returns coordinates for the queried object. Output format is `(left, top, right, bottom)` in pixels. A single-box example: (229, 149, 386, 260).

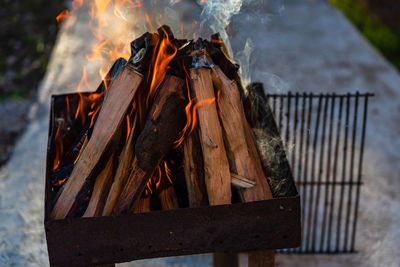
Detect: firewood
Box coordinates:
(130, 190, 151, 214)
(102, 115, 139, 216)
(183, 129, 208, 207)
(112, 75, 186, 214)
(248, 250, 275, 267)
(190, 67, 231, 205)
(83, 155, 115, 217)
(157, 166, 179, 210)
(51, 65, 143, 220)
(158, 184, 179, 210)
(213, 253, 239, 267)
(244, 83, 296, 197)
(211, 68, 274, 267)
(211, 66, 272, 202)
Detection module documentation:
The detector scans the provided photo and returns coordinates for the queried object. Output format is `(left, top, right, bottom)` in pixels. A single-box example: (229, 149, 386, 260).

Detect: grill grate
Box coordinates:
(269, 92, 373, 254)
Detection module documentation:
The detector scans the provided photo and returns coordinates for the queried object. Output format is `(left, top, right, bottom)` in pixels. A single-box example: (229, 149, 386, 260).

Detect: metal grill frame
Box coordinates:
(270, 92, 373, 254)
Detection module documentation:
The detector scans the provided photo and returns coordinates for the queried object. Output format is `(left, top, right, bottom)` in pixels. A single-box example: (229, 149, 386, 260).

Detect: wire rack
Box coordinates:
(269, 92, 373, 254)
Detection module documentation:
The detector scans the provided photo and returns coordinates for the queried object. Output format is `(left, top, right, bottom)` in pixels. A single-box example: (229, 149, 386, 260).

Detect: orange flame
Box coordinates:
(56, 10, 70, 24)
(164, 161, 173, 184)
(147, 27, 177, 106)
(173, 61, 216, 148)
(53, 126, 64, 171)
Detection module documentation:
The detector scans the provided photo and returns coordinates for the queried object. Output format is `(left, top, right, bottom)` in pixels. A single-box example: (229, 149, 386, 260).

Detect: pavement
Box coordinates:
(0, 0, 399, 266)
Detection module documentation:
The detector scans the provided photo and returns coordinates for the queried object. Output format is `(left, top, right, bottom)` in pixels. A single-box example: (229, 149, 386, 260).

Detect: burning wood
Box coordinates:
(51, 65, 143, 219)
(49, 26, 282, 221)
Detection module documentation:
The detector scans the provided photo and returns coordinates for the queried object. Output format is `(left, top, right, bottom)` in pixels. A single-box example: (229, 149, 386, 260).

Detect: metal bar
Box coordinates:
(336, 93, 351, 252)
(350, 94, 369, 252)
(286, 92, 292, 151)
(343, 92, 359, 251)
(300, 93, 313, 252)
(279, 94, 284, 133)
(320, 95, 335, 251)
(287, 93, 299, 254)
(295, 92, 307, 253)
(273, 95, 277, 118)
(311, 95, 329, 251)
(266, 93, 375, 98)
(292, 93, 299, 176)
(327, 95, 343, 252)
(306, 94, 323, 251)
(296, 181, 363, 186)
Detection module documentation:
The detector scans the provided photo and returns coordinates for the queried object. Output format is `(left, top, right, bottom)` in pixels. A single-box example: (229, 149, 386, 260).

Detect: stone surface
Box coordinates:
(0, 99, 31, 166)
(0, 0, 399, 266)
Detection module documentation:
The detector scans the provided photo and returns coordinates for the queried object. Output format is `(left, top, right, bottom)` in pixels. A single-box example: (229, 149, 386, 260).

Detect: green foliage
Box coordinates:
(330, 0, 400, 70)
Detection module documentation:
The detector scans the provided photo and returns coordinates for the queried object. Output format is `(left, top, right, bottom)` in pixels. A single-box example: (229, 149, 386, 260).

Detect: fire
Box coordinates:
(53, 126, 64, 171)
(56, 10, 70, 24)
(164, 161, 173, 184)
(147, 27, 177, 106)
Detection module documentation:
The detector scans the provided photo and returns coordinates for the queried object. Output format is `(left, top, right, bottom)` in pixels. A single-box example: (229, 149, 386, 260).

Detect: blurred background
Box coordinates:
(0, 0, 399, 266)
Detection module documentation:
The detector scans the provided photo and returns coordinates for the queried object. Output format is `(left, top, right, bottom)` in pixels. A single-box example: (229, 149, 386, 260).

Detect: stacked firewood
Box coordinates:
(49, 25, 294, 221)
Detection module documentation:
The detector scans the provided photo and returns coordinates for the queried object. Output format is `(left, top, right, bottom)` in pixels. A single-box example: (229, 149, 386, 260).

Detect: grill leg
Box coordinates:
(248, 250, 275, 267)
(213, 252, 239, 267)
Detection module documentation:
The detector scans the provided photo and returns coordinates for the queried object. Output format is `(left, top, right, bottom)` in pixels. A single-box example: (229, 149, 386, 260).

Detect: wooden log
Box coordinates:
(244, 83, 297, 197)
(183, 129, 208, 207)
(158, 184, 179, 210)
(211, 69, 274, 267)
(83, 155, 115, 217)
(112, 75, 186, 214)
(157, 164, 179, 210)
(190, 67, 231, 205)
(50, 65, 143, 220)
(130, 189, 151, 214)
(213, 253, 239, 267)
(211, 66, 272, 202)
(248, 250, 275, 267)
(102, 115, 139, 216)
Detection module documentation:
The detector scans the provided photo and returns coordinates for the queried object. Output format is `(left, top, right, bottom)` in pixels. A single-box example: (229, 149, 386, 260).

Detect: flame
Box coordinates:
(164, 161, 173, 184)
(56, 9, 70, 24)
(53, 126, 64, 171)
(146, 27, 177, 106)
(173, 60, 217, 148)
(126, 115, 131, 142)
(74, 135, 88, 164)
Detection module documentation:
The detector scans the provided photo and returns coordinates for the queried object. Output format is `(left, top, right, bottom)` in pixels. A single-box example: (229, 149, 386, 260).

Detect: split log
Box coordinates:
(112, 75, 186, 214)
(83, 155, 115, 217)
(211, 66, 272, 202)
(51, 65, 143, 220)
(157, 166, 179, 210)
(211, 68, 274, 267)
(244, 83, 297, 197)
(102, 115, 139, 216)
(183, 129, 208, 207)
(190, 67, 231, 205)
(130, 190, 151, 214)
(158, 183, 179, 210)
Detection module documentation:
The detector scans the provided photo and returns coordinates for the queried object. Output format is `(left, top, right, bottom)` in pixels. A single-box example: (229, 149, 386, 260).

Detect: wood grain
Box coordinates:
(51, 66, 142, 220)
(211, 66, 272, 202)
(190, 68, 231, 205)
